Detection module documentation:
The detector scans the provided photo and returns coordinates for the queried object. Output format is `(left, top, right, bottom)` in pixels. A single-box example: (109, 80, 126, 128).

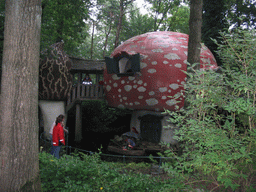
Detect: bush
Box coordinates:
(162, 28, 256, 191)
(39, 151, 193, 191)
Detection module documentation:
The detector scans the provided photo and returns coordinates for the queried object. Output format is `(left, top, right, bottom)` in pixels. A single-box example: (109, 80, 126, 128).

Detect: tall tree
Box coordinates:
(145, 0, 183, 31)
(95, 0, 119, 58)
(187, 0, 203, 69)
(122, 7, 155, 39)
(164, 5, 190, 34)
(202, 0, 229, 66)
(0, 0, 42, 191)
(114, 0, 134, 48)
(41, 0, 90, 55)
(228, 0, 256, 29)
(0, 0, 5, 84)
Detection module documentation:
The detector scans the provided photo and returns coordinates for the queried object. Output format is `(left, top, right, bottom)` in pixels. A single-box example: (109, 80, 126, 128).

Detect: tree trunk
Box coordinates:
(90, 20, 95, 59)
(0, 0, 42, 191)
(187, 0, 203, 70)
(114, 0, 124, 49)
(103, 25, 112, 58)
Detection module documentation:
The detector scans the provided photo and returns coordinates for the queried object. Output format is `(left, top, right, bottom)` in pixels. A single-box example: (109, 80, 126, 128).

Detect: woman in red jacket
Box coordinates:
(52, 115, 65, 159)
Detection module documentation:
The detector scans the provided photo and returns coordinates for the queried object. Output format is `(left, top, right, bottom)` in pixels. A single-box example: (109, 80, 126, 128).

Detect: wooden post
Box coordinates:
(74, 102, 82, 142)
(77, 72, 81, 99)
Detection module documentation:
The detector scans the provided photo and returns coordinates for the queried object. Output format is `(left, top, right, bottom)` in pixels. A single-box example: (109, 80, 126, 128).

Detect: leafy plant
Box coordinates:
(39, 151, 193, 191)
(162, 28, 256, 191)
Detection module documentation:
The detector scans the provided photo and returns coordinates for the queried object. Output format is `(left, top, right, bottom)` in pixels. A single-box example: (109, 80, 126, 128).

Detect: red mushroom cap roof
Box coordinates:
(104, 31, 218, 112)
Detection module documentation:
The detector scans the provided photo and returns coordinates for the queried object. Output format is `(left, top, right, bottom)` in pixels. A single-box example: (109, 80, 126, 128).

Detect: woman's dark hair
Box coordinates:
(55, 114, 65, 125)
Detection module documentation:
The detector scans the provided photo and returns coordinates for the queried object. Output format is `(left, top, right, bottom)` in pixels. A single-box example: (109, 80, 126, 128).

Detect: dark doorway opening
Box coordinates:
(139, 114, 163, 143)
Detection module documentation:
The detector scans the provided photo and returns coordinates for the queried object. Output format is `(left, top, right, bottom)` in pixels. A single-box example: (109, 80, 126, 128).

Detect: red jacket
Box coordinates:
(52, 123, 65, 146)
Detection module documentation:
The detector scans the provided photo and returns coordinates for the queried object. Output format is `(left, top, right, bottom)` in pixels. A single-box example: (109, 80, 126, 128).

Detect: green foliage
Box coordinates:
(165, 5, 190, 34)
(122, 8, 155, 39)
(225, 0, 256, 29)
(162, 29, 256, 191)
(202, 0, 229, 66)
(41, 0, 90, 56)
(145, 0, 189, 32)
(39, 151, 191, 191)
(82, 100, 131, 132)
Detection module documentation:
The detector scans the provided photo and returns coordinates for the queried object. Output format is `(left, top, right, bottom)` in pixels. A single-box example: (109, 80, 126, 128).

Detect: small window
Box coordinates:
(105, 53, 140, 76)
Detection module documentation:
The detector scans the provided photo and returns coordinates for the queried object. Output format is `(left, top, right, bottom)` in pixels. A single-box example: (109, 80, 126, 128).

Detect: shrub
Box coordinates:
(39, 151, 193, 191)
(162, 28, 256, 191)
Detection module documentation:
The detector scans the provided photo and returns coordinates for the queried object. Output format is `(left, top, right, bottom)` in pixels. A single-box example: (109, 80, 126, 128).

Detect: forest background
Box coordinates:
(0, 0, 255, 72)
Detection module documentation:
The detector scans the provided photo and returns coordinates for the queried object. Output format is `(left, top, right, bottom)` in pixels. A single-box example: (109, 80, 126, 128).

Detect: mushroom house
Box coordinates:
(104, 31, 218, 144)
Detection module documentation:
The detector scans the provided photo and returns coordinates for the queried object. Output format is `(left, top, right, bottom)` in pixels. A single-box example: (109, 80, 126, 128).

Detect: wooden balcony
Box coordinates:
(66, 84, 104, 112)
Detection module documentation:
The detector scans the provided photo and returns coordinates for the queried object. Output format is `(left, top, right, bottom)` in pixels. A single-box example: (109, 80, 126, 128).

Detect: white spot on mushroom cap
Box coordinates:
(106, 85, 111, 92)
(164, 53, 181, 60)
(166, 99, 177, 106)
(120, 99, 122, 102)
(113, 83, 118, 87)
(174, 92, 181, 98)
(163, 61, 169, 64)
(201, 58, 211, 64)
(180, 45, 188, 48)
(162, 96, 167, 99)
(118, 89, 122, 92)
(172, 48, 178, 51)
(135, 101, 140, 105)
(169, 83, 179, 90)
(123, 97, 127, 100)
(152, 61, 157, 65)
(184, 51, 188, 56)
(112, 74, 120, 80)
(137, 80, 143, 85)
(149, 91, 155, 96)
(118, 104, 125, 109)
(175, 63, 182, 68)
(159, 44, 169, 48)
(147, 36, 157, 39)
(121, 80, 125, 84)
(128, 76, 135, 81)
(129, 103, 133, 106)
(133, 85, 138, 88)
(152, 49, 164, 53)
(138, 96, 144, 99)
(124, 85, 132, 92)
(159, 87, 167, 92)
(140, 62, 147, 69)
(146, 98, 158, 106)
(144, 83, 147, 86)
(137, 87, 146, 92)
(148, 69, 156, 73)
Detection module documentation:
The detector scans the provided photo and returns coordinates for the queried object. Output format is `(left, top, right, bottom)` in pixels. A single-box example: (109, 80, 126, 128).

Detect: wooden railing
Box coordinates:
(66, 84, 104, 111)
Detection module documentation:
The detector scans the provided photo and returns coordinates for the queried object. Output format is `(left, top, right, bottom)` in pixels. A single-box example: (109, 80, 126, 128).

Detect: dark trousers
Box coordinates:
(52, 145, 62, 159)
